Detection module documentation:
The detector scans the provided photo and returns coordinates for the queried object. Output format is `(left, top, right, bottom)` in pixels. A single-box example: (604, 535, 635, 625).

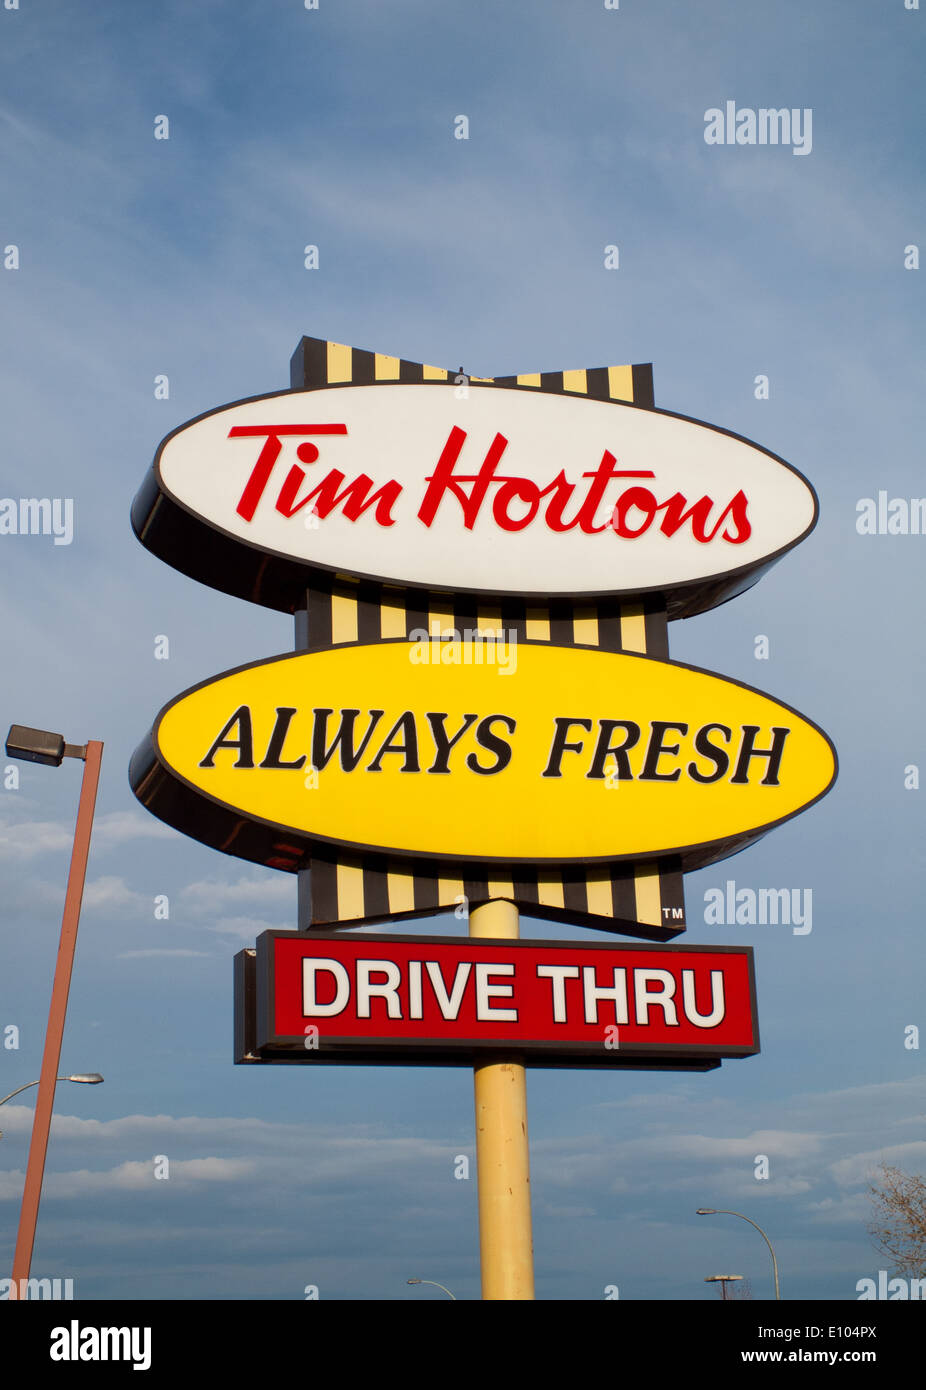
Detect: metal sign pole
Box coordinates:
(11, 740, 103, 1290)
(469, 898, 535, 1300)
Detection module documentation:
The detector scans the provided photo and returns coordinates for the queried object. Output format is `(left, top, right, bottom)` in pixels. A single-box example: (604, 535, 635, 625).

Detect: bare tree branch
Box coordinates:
(867, 1165, 926, 1277)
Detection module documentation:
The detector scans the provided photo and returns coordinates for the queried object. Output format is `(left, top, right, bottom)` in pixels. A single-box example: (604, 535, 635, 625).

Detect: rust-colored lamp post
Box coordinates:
(4, 725, 103, 1289)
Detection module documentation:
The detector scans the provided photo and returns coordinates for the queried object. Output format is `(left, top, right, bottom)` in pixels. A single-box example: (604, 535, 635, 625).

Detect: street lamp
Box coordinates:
(5, 726, 88, 767)
(0, 1076, 104, 1138)
(697, 1208, 781, 1299)
(407, 1278, 457, 1300)
(705, 1274, 744, 1301)
(4, 724, 104, 1289)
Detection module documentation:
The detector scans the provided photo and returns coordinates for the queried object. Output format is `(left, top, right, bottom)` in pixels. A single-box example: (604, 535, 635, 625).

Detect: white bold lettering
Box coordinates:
(536, 964, 580, 1022)
(634, 969, 678, 1025)
(474, 962, 517, 1020)
(582, 967, 628, 1024)
(355, 960, 402, 1019)
(302, 959, 350, 1016)
(681, 969, 725, 1027)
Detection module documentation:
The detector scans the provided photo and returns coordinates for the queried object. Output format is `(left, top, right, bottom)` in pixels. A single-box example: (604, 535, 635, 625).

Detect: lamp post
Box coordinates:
(705, 1274, 744, 1301)
(697, 1208, 780, 1299)
(407, 1278, 457, 1300)
(4, 725, 103, 1287)
(0, 1076, 104, 1139)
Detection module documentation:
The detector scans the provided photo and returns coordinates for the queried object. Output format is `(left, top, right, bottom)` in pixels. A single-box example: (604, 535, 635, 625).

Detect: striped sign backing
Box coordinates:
(290, 336, 686, 942)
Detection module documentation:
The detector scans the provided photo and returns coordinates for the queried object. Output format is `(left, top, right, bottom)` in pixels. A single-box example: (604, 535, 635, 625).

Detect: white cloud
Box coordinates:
(92, 812, 175, 849)
(82, 875, 148, 913)
(0, 1156, 254, 1200)
(200, 915, 293, 943)
(116, 948, 213, 959)
(0, 809, 173, 862)
(830, 1142, 926, 1189)
(656, 1130, 825, 1162)
(0, 818, 73, 860)
(180, 875, 295, 912)
(804, 1192, 872, 1225)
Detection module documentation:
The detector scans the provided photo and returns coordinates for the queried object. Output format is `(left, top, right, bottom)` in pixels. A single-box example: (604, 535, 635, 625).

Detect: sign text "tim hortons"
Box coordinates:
(231, 423, 752, 543)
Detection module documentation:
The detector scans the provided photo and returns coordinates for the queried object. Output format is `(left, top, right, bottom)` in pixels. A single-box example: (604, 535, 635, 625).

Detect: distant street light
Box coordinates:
(705, 1274, 744, 1301)
(4, 725, 104, 1289)
(0, 1075, 104, 1106)
(0, 1076, 104, 1138)
(407, 1278, 457, 1300)
(697, 1208, 781, 1299)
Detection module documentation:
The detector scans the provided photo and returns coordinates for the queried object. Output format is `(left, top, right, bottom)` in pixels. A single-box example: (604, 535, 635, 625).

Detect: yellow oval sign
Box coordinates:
(130, 640, 836, 871)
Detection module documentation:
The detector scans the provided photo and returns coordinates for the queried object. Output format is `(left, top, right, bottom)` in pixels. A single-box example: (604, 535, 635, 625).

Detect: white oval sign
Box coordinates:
(132, 383, 817, 614)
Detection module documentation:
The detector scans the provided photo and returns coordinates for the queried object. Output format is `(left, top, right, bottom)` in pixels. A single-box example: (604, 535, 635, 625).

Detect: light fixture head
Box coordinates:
(6, 725, 66, 767)
(5, 725, 86, 765)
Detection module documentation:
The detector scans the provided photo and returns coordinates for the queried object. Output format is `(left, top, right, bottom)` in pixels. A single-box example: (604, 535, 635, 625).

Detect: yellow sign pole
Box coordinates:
(469, 898, 535, 1300)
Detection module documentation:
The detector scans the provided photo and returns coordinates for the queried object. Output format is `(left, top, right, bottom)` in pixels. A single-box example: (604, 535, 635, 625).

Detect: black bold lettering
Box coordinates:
(426, 712, 479, 773)
(542, 718, 592, 777)
(730, 725, 789, 785)
(367, 712, 421, 772)
(312, 709, 384, 771)
(687, 723, 732, 783)
(259, 707, 307, 769)
(199, 706, 255, 768)
(587, 720, 641, 780)
(639, 721, 689, 782)
(467, 715, 516, 774)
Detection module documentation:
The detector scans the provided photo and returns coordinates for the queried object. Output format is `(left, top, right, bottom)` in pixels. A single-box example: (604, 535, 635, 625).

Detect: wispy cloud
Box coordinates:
(116, 948, 213, 959)
(0, 1156, 254, 1200)
(0, 810, 173, 861)
(181, 874, 294, 911)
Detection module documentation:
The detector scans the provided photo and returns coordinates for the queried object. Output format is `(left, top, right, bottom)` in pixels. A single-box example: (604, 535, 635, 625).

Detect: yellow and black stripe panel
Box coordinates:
(288, 335, 683, 939)
(298, 852, 684, 942)
(290, 334, 654, 406)
(293, 599, 683, 939)
(294, 585, 669, 659)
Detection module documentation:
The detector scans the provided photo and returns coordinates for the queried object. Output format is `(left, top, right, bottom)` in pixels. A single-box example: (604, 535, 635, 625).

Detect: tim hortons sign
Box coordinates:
(234, 932, 759, 1071)
(129, 337, 835, 945)
(131, 382, 817, 618)
(130, 639, 836, 876)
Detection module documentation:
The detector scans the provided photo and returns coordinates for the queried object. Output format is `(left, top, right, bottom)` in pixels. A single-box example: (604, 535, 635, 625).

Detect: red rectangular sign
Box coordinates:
(240, 932, 758, 1070)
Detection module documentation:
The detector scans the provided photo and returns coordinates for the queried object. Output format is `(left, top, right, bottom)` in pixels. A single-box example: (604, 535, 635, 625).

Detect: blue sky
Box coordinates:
(0, 0, 924, 1301)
